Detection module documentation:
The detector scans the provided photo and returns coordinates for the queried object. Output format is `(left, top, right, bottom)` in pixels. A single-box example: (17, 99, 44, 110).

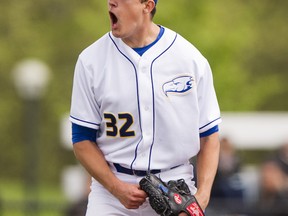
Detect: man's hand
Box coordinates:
(111, 180, 147, 209)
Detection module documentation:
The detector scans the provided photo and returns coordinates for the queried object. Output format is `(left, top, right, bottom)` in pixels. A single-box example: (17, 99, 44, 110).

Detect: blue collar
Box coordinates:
(133, 26, 164, 56)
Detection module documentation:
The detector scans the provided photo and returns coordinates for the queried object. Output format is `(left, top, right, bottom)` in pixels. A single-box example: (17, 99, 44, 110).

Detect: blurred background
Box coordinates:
(0, 0, 287, 215)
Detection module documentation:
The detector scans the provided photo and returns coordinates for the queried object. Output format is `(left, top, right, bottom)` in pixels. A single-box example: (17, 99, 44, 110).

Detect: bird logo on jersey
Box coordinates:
(162, 76, 194, 97)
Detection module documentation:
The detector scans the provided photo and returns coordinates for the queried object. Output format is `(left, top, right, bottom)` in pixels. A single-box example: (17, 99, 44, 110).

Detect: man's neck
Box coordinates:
(122, 23, 160, 48)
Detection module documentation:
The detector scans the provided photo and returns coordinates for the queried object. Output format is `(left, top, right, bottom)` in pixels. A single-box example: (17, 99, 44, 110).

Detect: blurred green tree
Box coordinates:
(0, 0, 287, 184)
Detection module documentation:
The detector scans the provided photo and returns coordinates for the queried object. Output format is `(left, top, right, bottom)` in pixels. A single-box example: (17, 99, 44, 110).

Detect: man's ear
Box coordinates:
(143, 0, 155, 14)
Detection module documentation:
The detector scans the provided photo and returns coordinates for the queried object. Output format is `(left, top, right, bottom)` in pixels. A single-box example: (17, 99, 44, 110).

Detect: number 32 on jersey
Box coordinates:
(104, 112, 135, 138)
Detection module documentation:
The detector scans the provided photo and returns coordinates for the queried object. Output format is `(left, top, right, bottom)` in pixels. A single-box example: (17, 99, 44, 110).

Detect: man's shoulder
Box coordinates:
(79, 32, 112, 57)
(162, 26, 202, 51)
(166, 28, 207, 61)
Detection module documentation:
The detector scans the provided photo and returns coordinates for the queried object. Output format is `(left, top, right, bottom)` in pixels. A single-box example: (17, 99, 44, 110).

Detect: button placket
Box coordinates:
(135, 58, 154, 167)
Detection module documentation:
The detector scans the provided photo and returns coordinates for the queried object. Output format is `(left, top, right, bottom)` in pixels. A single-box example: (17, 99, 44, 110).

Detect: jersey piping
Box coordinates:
(108, 33, 144, 170)
(109, 32, 178, 171)
(199, 117, 221, 130)
(70, 26, 221, 170)
(70, 115, 100, 127)
(147, 34, 178, 172)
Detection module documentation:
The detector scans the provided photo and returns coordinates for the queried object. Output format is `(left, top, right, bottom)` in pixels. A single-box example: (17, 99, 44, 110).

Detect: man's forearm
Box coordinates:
(195, 132, 220, 210)
(73, 140, 147, 209)
(73, 140, 120, 193)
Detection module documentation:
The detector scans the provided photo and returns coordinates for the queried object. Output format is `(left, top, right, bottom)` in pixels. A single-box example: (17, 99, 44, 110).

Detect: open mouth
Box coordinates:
(109, 12, 118, 25)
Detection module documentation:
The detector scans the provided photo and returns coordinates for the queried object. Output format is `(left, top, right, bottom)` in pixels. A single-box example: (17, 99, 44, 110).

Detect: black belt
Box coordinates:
(113, 163, 160, 176)
(113, 163, 182, 177)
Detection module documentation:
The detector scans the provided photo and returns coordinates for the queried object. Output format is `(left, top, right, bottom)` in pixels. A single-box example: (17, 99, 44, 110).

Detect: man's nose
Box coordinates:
(108, 0, 118, 8)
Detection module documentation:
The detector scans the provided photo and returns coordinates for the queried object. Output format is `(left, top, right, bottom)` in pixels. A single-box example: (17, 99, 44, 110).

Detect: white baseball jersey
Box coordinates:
(70, 26, 221, 171)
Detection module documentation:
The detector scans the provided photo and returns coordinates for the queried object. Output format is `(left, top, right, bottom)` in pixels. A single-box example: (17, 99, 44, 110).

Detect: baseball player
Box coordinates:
(70, 0, 221, 215)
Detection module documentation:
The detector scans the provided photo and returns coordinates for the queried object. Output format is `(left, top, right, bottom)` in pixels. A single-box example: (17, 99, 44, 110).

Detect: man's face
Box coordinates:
(108, 0, 147, 39)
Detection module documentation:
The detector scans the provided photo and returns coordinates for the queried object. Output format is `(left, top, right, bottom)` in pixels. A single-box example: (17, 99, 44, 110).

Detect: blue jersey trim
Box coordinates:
(70, 115, 100, 127)
(147, 33, 178, 172)
(109, 33, 144, 169)
(72, 123, 97, 144)
(200, 125, 219, 138)
(199, 117, 221, 130)
(109, 30, 178, 172)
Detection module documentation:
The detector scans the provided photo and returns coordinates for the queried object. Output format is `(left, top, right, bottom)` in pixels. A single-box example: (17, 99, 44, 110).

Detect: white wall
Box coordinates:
(219, 112, 288, 149)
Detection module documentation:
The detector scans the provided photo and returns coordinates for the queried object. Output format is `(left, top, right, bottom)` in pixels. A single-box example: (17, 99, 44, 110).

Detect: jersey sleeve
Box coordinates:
(198, 59, 221, 134)
(70, 57, 101, 129)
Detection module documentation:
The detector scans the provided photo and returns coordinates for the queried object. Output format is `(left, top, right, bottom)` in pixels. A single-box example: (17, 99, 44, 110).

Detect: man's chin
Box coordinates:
(111, 30, 121, 38)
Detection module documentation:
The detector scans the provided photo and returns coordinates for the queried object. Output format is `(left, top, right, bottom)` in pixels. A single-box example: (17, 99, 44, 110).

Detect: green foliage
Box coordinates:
(0, 179, 67, 215)
(0, 0, 287, 186)
(156, 0, 288, 111)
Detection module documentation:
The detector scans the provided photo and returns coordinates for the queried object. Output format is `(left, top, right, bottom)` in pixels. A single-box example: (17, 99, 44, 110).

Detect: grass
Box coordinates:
(0, 179, 69, 216)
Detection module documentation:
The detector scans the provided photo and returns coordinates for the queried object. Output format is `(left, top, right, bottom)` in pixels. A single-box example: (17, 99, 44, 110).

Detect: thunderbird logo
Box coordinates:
(163, 76, 193, 96)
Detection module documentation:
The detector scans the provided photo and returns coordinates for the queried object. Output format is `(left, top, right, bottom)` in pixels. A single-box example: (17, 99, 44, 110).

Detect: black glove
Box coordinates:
(139, 174, 205, 216)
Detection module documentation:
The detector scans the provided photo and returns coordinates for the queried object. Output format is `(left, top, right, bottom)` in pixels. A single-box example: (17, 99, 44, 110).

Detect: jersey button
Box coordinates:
(144, 106, 149, 111)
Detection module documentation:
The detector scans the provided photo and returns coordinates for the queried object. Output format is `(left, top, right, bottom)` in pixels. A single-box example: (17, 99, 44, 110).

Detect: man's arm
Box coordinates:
(73, 140, 147, 209)
(194, 132, 220, 210)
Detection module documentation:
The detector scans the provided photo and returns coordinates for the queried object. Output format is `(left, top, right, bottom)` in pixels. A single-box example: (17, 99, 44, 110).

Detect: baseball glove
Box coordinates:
(139, 174, 205, 216)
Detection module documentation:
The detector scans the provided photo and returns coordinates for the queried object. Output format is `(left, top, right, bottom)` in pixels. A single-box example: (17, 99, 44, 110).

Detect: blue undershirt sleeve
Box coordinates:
(200, 125, 219, 138)
(72, 123, 97, 144)
(72, 123, 217, 143)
